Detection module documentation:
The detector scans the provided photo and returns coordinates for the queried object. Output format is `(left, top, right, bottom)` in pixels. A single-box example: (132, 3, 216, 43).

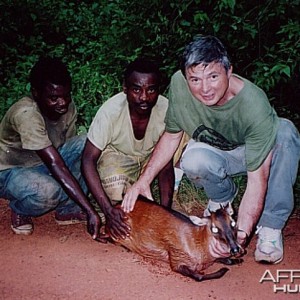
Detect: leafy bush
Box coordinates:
(1, 0, 299, 127)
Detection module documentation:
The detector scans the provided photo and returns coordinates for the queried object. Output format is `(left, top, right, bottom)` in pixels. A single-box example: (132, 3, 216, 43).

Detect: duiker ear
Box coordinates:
(224, 202, 234, 216)
(189, 215, 209, 226)
(203, 208, 211, 217)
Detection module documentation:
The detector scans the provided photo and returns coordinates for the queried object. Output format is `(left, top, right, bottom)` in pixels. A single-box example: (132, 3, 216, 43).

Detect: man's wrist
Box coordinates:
(140, 169, 155, 186)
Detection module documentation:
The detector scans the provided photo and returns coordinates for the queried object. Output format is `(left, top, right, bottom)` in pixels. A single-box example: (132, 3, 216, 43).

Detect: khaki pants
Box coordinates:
(98, 148, 149, 202)
(97, 132, 190, 202)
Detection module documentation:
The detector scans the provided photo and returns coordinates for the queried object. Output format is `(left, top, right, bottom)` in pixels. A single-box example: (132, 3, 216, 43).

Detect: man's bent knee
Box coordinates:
(6, 168, 65, 216)
(180, 148, 224, 176)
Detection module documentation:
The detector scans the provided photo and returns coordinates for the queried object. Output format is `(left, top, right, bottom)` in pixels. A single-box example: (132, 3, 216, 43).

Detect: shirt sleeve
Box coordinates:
(165, 71, 186, 133)
(13, 108, 52, 150)
(87, 107, 113, 151)
(243, 97, 279, 171)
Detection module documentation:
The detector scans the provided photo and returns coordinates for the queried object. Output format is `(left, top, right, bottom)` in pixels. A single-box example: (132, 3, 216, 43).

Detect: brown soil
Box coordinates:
(0, 198, 299, 300)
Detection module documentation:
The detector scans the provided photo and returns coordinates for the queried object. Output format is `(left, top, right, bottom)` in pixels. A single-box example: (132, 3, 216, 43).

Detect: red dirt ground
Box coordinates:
(0, 198, 299, 300)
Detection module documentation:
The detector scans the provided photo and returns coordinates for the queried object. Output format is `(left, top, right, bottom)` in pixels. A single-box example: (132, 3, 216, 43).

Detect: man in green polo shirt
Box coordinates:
(123, 36, 300, 264)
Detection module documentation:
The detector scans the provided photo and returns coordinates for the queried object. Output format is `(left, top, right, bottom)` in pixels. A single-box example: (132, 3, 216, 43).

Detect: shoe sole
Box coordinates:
(255, 255, 283, 265)
(11, 225, 33, 236)
(55, 219, 87, 226)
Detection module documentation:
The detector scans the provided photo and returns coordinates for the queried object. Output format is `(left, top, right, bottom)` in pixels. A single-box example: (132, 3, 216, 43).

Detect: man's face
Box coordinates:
(185, 62, 232, 106)
(34, 82, 72, 120)
(123, 71, 160, 117)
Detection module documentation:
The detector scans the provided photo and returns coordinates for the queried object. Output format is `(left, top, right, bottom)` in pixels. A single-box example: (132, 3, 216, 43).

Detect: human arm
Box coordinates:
(81, 140, 130, 240)
(193, 152, 272, 258)
(236, 150, 273, 246)
(157, 159, 175, 209)
(36, 145, 102, 241)
(122, 131, 183, 212)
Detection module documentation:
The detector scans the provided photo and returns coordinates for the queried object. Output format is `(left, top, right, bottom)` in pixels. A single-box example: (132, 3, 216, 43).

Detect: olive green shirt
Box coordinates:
(0, 96, 77, 170)
(166, 71, 279, 171)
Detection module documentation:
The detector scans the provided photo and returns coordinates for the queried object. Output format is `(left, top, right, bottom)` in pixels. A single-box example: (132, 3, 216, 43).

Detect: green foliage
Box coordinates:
(1, 0, 299, 126)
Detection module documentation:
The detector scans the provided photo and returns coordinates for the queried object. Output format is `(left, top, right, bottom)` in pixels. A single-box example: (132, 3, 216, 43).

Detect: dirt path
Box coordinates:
(0, 198, 299, 300)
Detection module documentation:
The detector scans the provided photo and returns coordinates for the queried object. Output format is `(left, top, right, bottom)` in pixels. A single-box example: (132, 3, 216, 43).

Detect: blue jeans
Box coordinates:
(180, 119, 300, 229)
(0, 135, 87, 217)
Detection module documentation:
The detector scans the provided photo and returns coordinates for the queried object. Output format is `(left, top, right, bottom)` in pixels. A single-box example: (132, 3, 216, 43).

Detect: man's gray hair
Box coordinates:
(180, 35, 231, 77)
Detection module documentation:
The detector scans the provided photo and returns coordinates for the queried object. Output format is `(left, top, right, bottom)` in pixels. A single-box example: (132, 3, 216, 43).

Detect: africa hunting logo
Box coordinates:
(259, 269, 300, 293)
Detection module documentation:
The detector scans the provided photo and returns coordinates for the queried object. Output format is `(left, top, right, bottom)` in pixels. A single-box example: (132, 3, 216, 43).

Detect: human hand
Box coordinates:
(237, 229, 248, 248)
(122, 182, 153, 213)
(86, 211, 108, 243)
(106, 207, 130, 240)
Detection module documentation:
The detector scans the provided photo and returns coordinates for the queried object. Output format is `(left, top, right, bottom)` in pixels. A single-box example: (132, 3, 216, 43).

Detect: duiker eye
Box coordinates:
(231, 221, 236, 227)
(212, 227, 219, 233)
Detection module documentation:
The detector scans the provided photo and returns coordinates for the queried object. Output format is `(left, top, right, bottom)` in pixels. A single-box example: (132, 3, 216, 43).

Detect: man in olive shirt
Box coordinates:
(0, 57, 101, 239)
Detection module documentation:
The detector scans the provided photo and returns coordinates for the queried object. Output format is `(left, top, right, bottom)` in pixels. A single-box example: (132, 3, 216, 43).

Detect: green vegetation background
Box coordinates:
(1, 0, 299, 209)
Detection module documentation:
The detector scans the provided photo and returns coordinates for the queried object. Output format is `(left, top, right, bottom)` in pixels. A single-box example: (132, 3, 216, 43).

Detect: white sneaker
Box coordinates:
(254, 226, 283, 264)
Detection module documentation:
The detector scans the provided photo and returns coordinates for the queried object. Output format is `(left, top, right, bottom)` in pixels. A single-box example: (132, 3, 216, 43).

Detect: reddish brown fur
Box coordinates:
(107, 197, 242, 281)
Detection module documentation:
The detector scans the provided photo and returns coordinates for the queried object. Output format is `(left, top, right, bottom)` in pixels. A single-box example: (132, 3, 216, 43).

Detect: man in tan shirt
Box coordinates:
(82, 58, 175, 240)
